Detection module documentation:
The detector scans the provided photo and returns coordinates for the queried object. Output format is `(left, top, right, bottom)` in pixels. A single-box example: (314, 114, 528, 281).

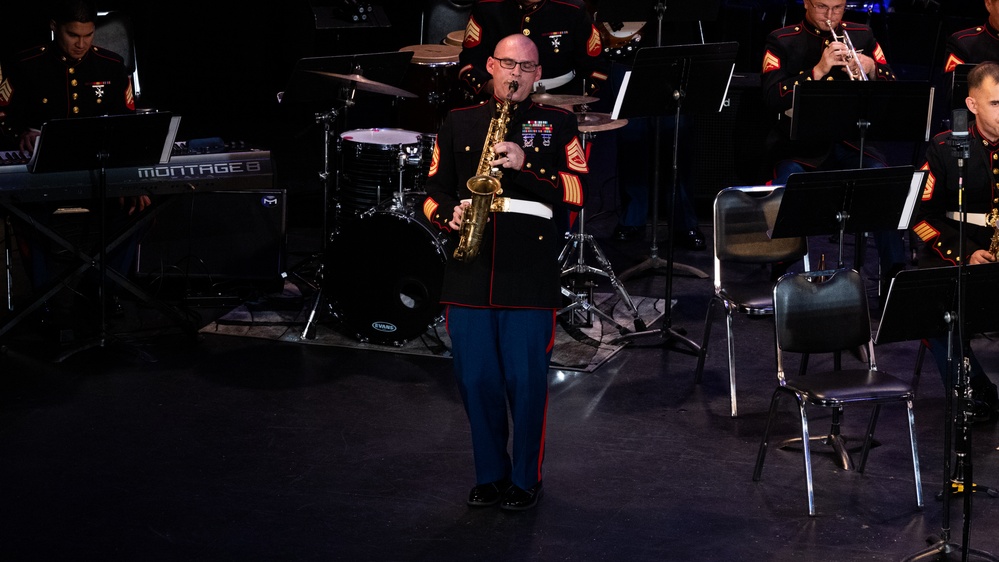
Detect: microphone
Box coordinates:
(950, 108, 970, 158)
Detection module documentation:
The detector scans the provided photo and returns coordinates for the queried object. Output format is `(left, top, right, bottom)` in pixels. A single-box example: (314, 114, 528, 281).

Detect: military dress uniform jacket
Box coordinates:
(913, 124, 998, 267)
(2, 42, 134, 134)
(422, 97, 586, 309)
(761, 20, 894, 169)
(944, 22, 999, 73)
(458, 0, 609, 98)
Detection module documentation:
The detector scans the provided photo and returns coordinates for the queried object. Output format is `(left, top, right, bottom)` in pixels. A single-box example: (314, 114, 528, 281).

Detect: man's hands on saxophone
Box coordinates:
(968, 249, 997, 265)
(448, 140, 527, 229)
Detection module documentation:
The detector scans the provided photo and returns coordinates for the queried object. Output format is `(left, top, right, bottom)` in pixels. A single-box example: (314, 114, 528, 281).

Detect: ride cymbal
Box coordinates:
(306, 71, 416, 98)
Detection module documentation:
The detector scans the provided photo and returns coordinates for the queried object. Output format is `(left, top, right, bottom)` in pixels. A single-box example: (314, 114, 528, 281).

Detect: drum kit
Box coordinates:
(296, 46, 637, 346)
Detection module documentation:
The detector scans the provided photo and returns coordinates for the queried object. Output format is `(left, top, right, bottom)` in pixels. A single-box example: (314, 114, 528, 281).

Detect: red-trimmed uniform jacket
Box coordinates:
(943, 22, 999, 73)
(422, 97, 586, 308)
(1, 42, 134, 133)
(760, 20, 894, 169)
(458, 0, 609, 98)
(913, 124, 998, 267)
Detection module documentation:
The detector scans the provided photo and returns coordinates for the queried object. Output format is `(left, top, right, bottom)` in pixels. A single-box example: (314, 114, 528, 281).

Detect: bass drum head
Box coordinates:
(326, 208, 448, 345)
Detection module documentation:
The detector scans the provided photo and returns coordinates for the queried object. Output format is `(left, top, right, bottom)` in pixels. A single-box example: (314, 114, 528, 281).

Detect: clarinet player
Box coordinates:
(912, 60, 999, 423)
(421, 34, 586, 510)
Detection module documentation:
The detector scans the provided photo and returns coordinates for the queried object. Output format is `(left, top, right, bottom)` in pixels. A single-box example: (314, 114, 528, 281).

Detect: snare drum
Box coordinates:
(326, 199, 448, 345)
(337, 128, 423, 218)
(398, 44, 462, 134)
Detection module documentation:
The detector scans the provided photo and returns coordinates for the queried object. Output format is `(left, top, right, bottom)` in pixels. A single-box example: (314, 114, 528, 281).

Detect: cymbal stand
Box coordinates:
(558, 131, 646, 334)
(298, 106, 341, 340)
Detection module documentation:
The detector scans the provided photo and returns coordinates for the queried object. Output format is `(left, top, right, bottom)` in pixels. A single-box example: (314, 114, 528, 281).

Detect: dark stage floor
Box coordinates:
(3, 181, 999, 561)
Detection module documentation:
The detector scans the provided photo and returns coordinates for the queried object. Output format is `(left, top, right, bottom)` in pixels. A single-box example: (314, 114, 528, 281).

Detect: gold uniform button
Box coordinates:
(539, 168, 545, 174)
(554, 48, 559, 53)
(993, 168, 998, 175)
(465, 146, 471, 151)
(96, 98, 102, 104)
(525, 16, 530, 23)
(70, 79, 78, 87)
(523, 29, 530, 37)
(72, 93, 78, 100)
(538, 235, 544, 240)
(946, 249, 952, 255)
(525, 162, 532, 168)
(993, 153, 997, 160)
(72, 106, 80, 114)
(534, 147, 539, 152)
(68, 67, 75, 74)
(42, 97, 49, 104)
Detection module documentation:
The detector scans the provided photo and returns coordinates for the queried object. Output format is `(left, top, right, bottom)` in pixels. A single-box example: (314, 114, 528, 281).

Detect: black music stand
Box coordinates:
(769, 166, 922, 269)
(25, 113, 181, 361)
(879, 265, 999, 562)
(610, 41, 737, 354)
(788, 80, 934, 266)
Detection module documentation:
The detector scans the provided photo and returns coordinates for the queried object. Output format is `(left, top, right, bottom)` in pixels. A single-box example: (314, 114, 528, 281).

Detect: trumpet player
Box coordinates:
(911, 61, 999, 423)
(761, 0, 905, 296)
(421, 34, 586, 511)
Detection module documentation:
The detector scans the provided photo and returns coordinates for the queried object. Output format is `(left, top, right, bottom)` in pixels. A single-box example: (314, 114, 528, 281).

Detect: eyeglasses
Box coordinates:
(493, 58, 538, 72)
(809, 1, 846, 13)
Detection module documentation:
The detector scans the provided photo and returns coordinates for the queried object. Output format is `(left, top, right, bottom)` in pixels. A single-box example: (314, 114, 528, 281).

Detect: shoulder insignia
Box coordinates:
(920, 163, 934, 201)
(464, 16, 482, 48)
(763, 50, 780, 73)
(587, 25, 602, 56)
(873, 43, 887, 65)
(944, 53, 964, 73)
(566, 136, 587, 173)
(428, 138, 440, 177)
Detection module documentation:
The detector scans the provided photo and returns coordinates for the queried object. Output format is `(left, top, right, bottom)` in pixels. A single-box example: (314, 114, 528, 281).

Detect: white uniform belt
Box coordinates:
(491, 197, 553, 219)
(534, 70, 576, 92)
(946, 211, 989, 227)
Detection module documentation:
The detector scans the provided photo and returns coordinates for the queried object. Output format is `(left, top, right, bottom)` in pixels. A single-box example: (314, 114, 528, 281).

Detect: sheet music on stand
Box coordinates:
(29, 112, 180, 174)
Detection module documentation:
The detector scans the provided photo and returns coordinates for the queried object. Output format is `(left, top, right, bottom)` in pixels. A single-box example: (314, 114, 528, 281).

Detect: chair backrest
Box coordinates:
(95, 11, 140, 101)
(712, 185, 809, 287)
(423, 0, 474, 45)
(773, 268, 872, 356)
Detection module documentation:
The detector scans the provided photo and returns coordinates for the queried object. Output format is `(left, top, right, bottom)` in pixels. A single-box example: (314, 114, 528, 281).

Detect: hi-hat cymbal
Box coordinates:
(576, 112, 628, 133)
(531, 92, 598, 107)
(307, 70, 416, 98)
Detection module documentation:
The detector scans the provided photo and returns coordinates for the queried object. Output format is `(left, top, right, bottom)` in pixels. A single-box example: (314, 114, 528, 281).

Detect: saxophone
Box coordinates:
(987, 208, 999, 258)
(452, 80, 518, 262)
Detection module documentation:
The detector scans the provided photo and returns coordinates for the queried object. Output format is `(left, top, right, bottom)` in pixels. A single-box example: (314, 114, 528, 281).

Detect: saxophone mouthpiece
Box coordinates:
(510, 80, 519, 94)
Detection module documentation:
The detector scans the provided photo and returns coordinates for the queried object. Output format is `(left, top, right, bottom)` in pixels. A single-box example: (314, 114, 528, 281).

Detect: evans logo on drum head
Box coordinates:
(371, 322, 398, 333)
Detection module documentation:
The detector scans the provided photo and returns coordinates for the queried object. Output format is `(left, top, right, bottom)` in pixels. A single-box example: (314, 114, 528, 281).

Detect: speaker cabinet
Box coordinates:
(135, 190, 287, 294)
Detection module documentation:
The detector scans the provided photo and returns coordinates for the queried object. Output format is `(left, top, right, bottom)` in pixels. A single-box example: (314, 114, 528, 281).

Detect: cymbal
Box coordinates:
(576, 112, 628, 133)
(531, 92, 598, 107)
(307, 70, 416, 98)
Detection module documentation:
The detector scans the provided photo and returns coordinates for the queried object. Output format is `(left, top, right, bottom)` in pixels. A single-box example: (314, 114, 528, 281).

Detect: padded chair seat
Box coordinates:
(718, 285, 774, 313)
(784, 370, 914, 404)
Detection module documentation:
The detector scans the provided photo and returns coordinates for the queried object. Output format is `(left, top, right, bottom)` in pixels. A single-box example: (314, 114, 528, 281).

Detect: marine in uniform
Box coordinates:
(912, 60, 999, 421)
(760, 0, 904, 291)
(422, 33, 586, 511)
(458, 0, 609, 98)
(943, 0, 999, 73)
(4, 41, 134, 139)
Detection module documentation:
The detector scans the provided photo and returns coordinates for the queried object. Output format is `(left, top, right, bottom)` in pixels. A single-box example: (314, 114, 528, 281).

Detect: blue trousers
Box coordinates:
(446, 305, 555, 489)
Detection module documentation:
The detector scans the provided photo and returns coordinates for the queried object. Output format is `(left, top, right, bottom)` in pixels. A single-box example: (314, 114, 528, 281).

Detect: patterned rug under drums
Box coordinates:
(200, 282, 665, 372)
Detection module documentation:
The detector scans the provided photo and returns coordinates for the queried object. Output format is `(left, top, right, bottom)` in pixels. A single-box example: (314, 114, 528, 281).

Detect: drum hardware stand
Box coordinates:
(297, 105, 344, 340)
(558, 131, 645, 333)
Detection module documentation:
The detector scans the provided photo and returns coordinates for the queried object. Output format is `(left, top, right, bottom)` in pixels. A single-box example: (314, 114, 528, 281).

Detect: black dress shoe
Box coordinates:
(613, 225, 643, 241)
(677, 228, 706, 251)
(500, 482, 543, 511)
(467, 479, 511, 507)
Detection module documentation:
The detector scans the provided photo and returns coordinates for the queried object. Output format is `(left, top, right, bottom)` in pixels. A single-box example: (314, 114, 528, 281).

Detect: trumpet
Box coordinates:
(827, 20, 867, 81)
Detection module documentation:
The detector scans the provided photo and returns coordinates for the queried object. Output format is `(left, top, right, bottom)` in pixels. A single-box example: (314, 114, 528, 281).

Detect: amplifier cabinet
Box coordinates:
(135, 189, 287, 294)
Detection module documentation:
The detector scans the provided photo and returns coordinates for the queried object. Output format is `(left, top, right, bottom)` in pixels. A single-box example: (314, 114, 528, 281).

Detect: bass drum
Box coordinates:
(326, 202, 449, 345)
